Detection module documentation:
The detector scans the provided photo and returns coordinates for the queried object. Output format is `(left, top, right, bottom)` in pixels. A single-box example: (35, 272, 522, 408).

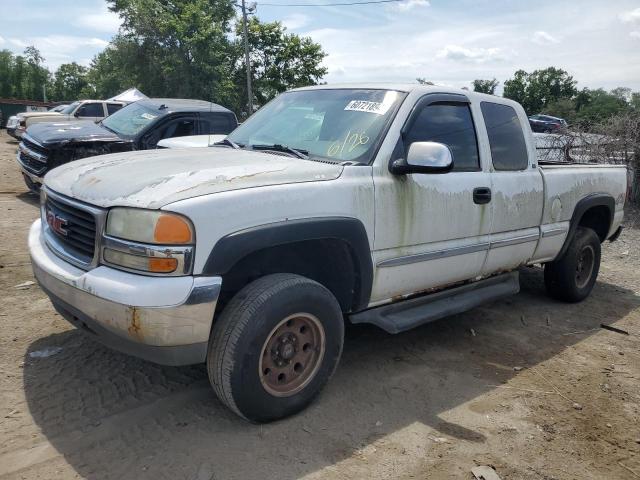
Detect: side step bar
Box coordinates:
(349, 271, 520, 334)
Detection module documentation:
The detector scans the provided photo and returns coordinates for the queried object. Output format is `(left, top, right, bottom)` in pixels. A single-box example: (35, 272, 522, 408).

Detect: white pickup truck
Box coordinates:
(29, 84, 627, 422)
(11, 100, 125, 139)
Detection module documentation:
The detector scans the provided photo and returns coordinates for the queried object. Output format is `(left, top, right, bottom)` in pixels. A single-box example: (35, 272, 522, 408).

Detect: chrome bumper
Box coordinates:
(29, 220, 221, 365)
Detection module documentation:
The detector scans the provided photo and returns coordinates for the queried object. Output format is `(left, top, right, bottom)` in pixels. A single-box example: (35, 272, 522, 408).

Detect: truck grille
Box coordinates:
(18, 135, 49, 175)
(42, 189, 106, 269)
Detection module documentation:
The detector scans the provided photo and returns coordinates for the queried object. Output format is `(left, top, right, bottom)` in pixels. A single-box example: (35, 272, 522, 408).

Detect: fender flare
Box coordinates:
(202, 217, 373, 311)
(557, 193, 614, 259)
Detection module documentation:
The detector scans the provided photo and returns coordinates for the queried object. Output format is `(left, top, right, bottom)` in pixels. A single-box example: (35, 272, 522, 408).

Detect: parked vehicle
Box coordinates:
(49, 104, 70, 113)
(528, 114, 568, 133)
(12, 100, 127, 139)
(17, 98, 238, 192)
(157, 134, 227, 149)
(6, 115, 20, 139)
(30, 84, 627, 422)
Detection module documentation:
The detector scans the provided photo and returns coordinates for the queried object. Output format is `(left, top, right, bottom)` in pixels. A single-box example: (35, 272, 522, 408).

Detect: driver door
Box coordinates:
(371, 94, 493, 304)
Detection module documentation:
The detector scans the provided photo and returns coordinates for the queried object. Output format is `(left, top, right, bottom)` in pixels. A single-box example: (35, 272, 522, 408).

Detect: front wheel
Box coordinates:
(207, 273, 344, 422)
(544, 227, 601, 302)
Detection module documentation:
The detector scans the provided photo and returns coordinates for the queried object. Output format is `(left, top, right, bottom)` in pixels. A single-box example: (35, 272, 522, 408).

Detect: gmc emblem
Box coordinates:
(46, 209, 68, 236)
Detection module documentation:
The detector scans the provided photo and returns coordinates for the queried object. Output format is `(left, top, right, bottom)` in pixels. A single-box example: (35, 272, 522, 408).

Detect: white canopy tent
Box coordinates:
(107, 88, 148, 103)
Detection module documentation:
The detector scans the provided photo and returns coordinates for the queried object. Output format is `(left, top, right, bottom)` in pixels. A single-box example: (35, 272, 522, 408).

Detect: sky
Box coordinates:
(1, 0, 640, 93)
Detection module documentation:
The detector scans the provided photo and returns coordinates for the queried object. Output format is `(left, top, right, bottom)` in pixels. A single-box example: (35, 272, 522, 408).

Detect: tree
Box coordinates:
(545, 97, 578, 124)
(97, 0, 237, 104)
(503, 67, 577, 115)
(502, 69, 528, 107)
(0, 50, 14, 97)
(610, 87, 632, 103)
(238, 18, 327, 111)
(472, 78, 498, 95)
(574, 89, 629, 126)
(52, 62, 90, 101)
(23, 46, 50, 101)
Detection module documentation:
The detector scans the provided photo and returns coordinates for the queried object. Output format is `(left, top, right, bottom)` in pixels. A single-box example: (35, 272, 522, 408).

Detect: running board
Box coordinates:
(349, 271, 520, 334)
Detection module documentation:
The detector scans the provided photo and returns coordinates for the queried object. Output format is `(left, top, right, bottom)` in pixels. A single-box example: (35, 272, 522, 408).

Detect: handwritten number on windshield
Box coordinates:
(328, 130, 370, 157)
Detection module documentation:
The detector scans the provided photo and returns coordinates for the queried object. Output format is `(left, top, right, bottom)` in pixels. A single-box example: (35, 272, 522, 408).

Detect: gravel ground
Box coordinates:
(1, 129, 639, 480)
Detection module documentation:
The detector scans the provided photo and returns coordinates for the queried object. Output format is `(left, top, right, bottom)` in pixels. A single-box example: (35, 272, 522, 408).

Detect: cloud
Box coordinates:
(631, 31, 640, 39)
(31, 35, 109, 50)
(532, 30, 560, 45)
(0, 36, 4, 45)
(4, 35, 109, 69)
(392, 0, 430, 12)
(282, 13, 310, 30)
(436, 45, 506, 63)
(74, 6, 122, 33)
(9, 38, 29, 48)
(620, 8, 640, 24)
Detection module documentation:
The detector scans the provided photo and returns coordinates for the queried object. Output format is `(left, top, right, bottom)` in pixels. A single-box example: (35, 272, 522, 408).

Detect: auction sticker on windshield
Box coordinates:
(344, 100, 391, 115)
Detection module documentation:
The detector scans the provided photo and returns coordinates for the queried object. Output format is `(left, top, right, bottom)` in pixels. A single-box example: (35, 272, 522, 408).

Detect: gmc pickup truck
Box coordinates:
(29, 84, 627, 422)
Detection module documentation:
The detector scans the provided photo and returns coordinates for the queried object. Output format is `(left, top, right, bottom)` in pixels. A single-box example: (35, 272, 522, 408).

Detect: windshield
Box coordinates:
(60, 102, 79, 114)
(101, 102, 166, 138)
(227, 89, 405, 163)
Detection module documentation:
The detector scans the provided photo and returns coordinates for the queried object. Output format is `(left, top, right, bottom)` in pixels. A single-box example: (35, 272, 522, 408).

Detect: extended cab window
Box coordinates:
(481, 102, 529, 171)
(107, 103, 123, 115)
(405, 102, 479, 171)
(76, 103, 103, 117)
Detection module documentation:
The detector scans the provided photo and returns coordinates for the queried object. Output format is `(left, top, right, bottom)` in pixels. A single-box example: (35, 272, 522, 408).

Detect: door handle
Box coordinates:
(473, 187, 492, 204)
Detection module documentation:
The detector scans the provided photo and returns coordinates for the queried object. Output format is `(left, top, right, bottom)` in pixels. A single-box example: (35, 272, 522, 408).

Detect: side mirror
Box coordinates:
(390, 141, 453, 174)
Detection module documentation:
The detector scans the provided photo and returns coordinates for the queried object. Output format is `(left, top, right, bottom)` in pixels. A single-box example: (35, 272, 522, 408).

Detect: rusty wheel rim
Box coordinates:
(259, 313, 325, 397)
(575, 244, 595, 289)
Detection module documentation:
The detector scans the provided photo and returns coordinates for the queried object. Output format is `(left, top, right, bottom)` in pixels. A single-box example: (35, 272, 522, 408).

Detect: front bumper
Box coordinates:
(20, 167, 43, 193)
(7, 127, 22, 139)
(29, 219, 221, 365)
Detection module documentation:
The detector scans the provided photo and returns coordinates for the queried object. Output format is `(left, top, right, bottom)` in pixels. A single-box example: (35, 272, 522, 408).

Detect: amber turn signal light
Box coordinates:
(153, 214, 193, 244)
(148, 257, 179, 273)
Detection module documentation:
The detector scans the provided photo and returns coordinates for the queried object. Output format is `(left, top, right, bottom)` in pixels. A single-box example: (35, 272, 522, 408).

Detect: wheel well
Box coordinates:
(578, 205, 611, 242)
(217, 239, 361, 314)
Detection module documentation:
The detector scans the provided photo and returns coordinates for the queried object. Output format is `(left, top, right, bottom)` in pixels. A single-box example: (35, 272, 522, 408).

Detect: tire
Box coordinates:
(544, 227, 601, 303)
(207, 273, 344, 422)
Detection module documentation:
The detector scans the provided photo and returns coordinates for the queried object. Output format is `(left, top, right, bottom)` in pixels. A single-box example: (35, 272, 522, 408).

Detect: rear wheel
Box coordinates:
(207, 273, 344, 422)
(544, 227, 601, 302)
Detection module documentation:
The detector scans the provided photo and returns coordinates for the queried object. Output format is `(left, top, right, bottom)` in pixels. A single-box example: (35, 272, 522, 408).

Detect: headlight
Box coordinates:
(106, 208, 194, 244)
(102, 208, 195, 276)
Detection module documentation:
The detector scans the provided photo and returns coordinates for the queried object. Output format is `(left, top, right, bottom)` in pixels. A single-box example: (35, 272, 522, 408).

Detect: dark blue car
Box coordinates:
(528, 114, 567, 133)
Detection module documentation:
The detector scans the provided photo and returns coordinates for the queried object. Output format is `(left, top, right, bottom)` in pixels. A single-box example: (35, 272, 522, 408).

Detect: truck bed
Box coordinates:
(539, 163, 627, 236)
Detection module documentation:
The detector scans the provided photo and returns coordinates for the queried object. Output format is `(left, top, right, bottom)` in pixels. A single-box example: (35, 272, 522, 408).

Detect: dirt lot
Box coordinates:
(0, 130, 639, 480)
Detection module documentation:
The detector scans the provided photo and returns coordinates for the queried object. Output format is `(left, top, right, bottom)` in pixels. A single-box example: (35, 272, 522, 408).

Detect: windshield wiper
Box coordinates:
(100, 122, 117, 135)
(213, 138, 242, 149)
(251, 144, 309, 159)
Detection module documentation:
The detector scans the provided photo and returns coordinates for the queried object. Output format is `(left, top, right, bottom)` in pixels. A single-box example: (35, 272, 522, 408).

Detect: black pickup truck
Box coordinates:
(17, 98, 238, 192)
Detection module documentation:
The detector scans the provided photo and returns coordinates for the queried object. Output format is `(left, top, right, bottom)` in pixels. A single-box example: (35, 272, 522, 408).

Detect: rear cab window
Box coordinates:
(107, 103, 124, 115)
(480, 102, 529, 171)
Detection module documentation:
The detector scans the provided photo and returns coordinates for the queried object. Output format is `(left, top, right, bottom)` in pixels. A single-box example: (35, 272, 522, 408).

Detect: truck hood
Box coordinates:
(27, 121, 122, 146)
(19, 111, 62, 119)
(44, 148, 344, 209)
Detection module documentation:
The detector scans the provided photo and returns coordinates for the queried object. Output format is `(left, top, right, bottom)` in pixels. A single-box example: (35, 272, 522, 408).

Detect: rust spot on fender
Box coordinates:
(127, 306, 143, 340)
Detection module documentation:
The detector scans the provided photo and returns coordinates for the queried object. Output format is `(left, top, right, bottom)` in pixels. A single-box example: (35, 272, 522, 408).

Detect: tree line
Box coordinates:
(471, 68, 640, 128)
